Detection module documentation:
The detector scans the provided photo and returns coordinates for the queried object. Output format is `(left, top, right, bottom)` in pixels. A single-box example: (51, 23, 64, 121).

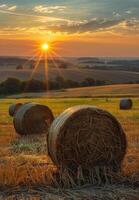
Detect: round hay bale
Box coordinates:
(9, 103, 23, 117)
(48, 105, 127, 172)
(120, 98, 133, 110)
(13, 103, 54, 135)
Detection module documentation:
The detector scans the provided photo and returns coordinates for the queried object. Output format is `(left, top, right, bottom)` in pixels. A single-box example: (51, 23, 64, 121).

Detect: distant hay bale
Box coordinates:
(9, 103, 23, 117)
(13, 103, 54, 135)
(48, 105, 127, 173)
(120, 98, 133, 110)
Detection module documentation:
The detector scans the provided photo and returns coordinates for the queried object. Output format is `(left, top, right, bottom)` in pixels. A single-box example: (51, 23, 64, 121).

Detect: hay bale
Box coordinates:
(13, 103, 54, 135)
(9, 103, 23, 117)
(48, 105, 127, 172)
(120, 98, 133, 110)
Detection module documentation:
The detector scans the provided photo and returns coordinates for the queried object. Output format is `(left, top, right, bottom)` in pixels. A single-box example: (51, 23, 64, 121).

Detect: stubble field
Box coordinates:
(0, 97, 139, 199)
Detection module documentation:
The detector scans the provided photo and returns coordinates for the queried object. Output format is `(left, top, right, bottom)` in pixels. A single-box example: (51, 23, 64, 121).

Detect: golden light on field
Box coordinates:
(41, 43, 49, 51)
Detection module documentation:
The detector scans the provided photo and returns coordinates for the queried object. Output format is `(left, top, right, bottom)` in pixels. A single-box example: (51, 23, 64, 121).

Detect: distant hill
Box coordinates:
(78, 57, 139, 72)
(0, 68, 139, 84)
(0, 56, 139, 84)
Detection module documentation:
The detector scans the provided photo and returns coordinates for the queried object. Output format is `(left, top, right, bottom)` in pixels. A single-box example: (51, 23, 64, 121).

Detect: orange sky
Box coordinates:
(0, 1, 139, 57)
(0, 33, 139, 57)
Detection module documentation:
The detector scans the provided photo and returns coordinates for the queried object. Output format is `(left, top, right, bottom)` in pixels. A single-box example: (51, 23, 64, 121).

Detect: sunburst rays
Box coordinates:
(23, 41, 78, 93)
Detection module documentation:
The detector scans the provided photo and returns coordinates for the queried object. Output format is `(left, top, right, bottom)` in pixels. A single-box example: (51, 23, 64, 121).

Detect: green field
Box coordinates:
(0, 97, 139, 199)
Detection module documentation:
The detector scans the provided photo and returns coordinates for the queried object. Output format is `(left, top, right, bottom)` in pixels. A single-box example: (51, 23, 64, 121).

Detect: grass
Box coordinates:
(0, 97, 139, 199)
(10, 135, 48, 154)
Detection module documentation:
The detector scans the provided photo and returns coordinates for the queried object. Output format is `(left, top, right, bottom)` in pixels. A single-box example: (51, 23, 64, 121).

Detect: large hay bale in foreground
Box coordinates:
(48, 105, 127, 172)
(9, 103, 23, 117)
(14, 103, 54, 135)
(120, 98, 133, 110)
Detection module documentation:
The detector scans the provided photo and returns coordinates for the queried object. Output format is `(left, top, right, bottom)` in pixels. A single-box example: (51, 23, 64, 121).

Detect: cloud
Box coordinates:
(49, 18, 124, 33)
(0, 9, 70, 23)
(124, 18, 139, 32)
(7, 6, 17, 11)
(0, 4, 7, 8)
(0, 18, 139, 41)
(0, 4, 17, 11)
(113, 12, 122, 20)
(106, 18, 139, 35)
(43, 17, 139, 36)
(125, 10, 132, 14)
(33, 5, 66, 14)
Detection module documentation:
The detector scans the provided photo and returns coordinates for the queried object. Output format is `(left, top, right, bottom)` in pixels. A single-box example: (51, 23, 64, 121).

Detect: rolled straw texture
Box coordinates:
(14, 103, 54, 135)
(48, 105, 127, 172)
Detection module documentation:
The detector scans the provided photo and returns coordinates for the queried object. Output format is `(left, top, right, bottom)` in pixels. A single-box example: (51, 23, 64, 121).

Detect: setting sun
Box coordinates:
(41, 43, 49, 51)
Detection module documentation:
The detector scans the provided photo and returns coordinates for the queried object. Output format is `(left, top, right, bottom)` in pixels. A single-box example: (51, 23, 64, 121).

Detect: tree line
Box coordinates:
(0, 76, 108, 95)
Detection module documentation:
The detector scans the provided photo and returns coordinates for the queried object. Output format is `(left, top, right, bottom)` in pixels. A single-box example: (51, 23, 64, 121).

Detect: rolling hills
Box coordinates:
(8, 84, 139, 98)
(0, 68, 139, 84)
(0, 57, 139, 84)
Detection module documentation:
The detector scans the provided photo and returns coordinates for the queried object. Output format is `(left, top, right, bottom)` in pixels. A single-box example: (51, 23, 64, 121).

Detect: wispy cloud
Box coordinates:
(125, 10, 132, 14)
(42, 17, 139, 35)
(0, 4, 17, 11)
(0, 4, 7, 8)
(49, 18, 124, 33)
(1, 16, 138, 38)
(113, 12, 122, 19)
(33, 5, 66, 14)
(0, 9, 70, 23)
(8, 6, 17, 11)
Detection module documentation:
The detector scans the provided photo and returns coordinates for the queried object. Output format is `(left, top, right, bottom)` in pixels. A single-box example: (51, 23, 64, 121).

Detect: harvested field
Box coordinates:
(0, 97, 139, 199)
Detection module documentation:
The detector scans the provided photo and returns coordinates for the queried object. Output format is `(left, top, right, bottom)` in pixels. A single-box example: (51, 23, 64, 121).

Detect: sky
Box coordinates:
(0, 0, 139, 57)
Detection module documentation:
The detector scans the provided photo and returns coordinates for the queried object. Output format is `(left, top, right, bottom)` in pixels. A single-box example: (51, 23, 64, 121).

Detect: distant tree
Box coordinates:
(48, 80, 59, 90)
(85, 78, 96, 86)
(95, 80, 106, 86)
(127, 81, 134, 84)
(0, 78, 21, 94)
(22, 79, 46, 92)
(65, 80, 79, 88)
(16, 65, 23, 70)
(81, 78, 96, 87)
(59, 62, 68, 69)
(30, 63, 35, 70)
(0, 76, 110, 96)
(55, 76, 65, 88)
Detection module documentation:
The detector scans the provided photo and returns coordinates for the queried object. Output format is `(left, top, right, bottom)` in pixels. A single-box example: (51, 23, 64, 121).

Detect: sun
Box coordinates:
(41, 43, 49, 51)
